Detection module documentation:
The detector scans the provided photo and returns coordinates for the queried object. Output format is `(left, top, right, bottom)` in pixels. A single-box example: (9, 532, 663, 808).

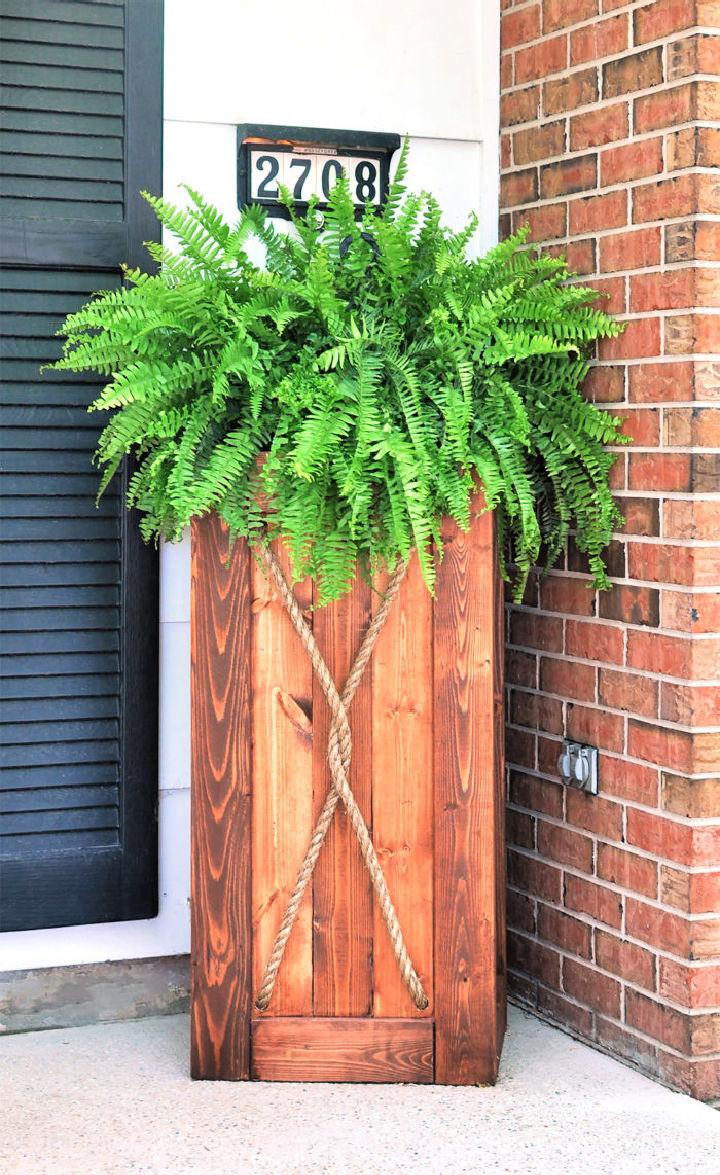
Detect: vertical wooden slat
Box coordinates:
(433, 496, 503, 1085)
(494, 558, 508, 1051)
(312, 580, 373, 1016)
(190, 515, 252, 1079)
(371, 552, 434, 1017)
(251, 541, 314, 1015)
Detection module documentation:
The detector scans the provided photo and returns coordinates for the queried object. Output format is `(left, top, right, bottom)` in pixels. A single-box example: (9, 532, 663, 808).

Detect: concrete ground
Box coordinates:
(1, 1007, 718, 1175)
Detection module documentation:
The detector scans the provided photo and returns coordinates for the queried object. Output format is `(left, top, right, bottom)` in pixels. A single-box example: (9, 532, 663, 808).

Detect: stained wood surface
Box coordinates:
(190, 515, 253, 1079)
(251, 1017, 434, 1083)
(312, 581, 373, 1016)
(371, 552, 434, 1017)
(191, 505, 505, 1083)
(251, 541, 314, 1016)
(433, 497, 503, 1085)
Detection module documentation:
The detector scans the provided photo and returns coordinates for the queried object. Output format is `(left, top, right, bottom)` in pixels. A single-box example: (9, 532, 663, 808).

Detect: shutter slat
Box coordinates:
(1, 695, 119, 722)
(1, 740, 120, 769)
(1, 631, 118, 654)
(0, 1, 124, 28)
(0, 584, 119, 607)
(0, 607, 119, 632)
(0, 130, 123, 160)
(0, 40, 123, 71)
(0, 785, 118, 813)
(2, 717, 118, 745)
(1, 673, 119, 699)
(1, 761, 118, 790)
(0, 18, 123, 50)
(0, 562, 119, 587)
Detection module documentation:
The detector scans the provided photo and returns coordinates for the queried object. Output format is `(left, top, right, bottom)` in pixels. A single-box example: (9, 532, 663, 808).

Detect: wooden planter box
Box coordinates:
(190, 495, 506, 1085)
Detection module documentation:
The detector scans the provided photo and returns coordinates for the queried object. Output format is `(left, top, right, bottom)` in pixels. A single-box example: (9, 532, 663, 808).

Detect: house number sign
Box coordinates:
(237, 124, 400, 219)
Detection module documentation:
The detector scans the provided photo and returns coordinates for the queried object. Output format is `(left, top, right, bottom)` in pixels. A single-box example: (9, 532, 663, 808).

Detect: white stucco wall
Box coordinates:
(0, 0, 499, 971)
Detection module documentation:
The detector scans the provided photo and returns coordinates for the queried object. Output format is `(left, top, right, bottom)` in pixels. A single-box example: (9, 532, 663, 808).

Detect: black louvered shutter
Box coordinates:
(0, 0, 163, 930)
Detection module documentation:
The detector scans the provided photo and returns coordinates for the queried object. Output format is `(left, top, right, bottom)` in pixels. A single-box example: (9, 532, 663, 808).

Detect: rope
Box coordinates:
(254, 543, 429, 1013)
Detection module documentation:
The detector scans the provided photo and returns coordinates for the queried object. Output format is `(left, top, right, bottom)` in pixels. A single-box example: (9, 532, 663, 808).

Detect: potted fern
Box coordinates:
(51, 142, 625, 1084)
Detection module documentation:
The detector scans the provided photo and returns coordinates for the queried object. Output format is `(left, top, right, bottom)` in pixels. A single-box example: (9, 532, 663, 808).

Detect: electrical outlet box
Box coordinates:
(558, 741, 599, 795)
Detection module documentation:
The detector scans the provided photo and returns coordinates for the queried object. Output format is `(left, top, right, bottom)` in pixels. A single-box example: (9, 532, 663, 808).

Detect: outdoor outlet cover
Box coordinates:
(557, 741, 599, 794)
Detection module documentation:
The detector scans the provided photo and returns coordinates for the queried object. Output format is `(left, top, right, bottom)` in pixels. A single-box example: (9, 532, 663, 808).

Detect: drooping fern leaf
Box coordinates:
(49, 147, 628, 604)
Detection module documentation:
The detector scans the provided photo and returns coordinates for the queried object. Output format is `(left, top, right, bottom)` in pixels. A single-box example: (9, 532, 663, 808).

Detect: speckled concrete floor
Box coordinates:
(1, 1006, 717, 1175)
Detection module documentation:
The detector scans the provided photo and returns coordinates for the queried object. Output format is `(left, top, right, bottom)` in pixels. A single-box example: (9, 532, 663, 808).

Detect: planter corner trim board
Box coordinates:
(190, 496, 506, 1085)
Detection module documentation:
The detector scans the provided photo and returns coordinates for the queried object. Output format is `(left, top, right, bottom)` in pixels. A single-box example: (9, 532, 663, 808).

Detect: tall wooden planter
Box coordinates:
(190, 493, 506, 1085)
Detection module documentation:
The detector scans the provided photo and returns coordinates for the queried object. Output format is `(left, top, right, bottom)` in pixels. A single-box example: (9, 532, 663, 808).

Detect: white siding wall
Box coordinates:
(0, 0, 499, 970)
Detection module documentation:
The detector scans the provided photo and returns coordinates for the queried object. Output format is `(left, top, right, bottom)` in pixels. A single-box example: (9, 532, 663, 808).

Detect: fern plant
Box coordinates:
(51, 141, 627, 605)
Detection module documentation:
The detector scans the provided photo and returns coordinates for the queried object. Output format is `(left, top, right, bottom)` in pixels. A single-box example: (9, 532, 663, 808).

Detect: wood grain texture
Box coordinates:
(251, 1017, 434, 1083)
(251, 541, 314, 1016)
(312, 580, 373, 1016)
(433, 496, 502, 1085)
(494, 553, 508, 1051)
(371, 552, 434, 1017)
(190, 515, 252, 1080)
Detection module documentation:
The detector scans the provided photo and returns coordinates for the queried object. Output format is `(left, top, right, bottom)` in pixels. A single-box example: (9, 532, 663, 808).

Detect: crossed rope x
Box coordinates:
(254, 542, 429, 1013)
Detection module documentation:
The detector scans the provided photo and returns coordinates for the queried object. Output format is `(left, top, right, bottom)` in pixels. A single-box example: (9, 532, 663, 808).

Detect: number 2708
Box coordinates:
(249, 150, 381, 206)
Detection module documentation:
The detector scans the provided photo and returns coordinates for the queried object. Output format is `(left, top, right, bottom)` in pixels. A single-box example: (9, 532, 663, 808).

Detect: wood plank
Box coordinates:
(494, 554, 508, 1054)
(371, 551, 434, 1017)
(251, 1017, 434, 1083)
(251, 541, 314, 1016)
(190, 515, 252, 1080)
(312, 578, 373, 1016)
(433, 496, 502, 1085)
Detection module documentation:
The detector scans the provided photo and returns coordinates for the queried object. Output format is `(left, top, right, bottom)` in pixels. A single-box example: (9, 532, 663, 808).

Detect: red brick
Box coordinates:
(660, 682, 720, 726)
(509, 770, 564, 818)
(501, 167, 539, 208)
(668, 32, 720, 81)
(629, 453, 690, 492)
(633, 174, 699, 223)
(626, 897, 693, 956)
(571, 13, 628, 63)
(515, 200, 568, 240)
(631, 269, 696, 313)
(634, 0, 703, 44)
(665, 403, 720, 444)
(659, 958, 720, 1009)
(584, 365, 623, 401)
(617, 498, 660, 538)
(508, 930, 562, 987)
(501, 4, 541, 48)
(564, 957, 621, 1016)
(507, 886, 536, 933)
(566, 619, 624, 664)
(658, 1053, 720, 1100)
(584, 275, 626, 315)
(538, 820, 594, 871)
(538, 734, 564, 776)
(508, 807, 536, 849)
(601, 138, 663, 186)
(511, 687, 564, 734)
(599, 583, 659, 627)
(513, 120, 566, 165)
(507, 648, 537, 688)
(515, 33, 567, 84)
(616, 407, 660, 446)
(500, 52, 513, 92)
(567, 702, 625, 752)
(540, 656, 596, 702)
(508, 849, 563, 903)
(538, 903, 592, 957)
(600, 754, 659, 806)
(510, 609, 564, 653)
(501, 85, 540, 128)
(598, 668, 657, 718)
(660, 865, 720, 913)
(604, 47, 663, 99)
(570, 102, 628, 150)
(596, 930, 656, 988)
(566, 790, 624, 840)
(544, 68, 599, 116)
(600, 317, 661, 361)
(601, 230, 661, 278)
(627, 806, 720, 866)
(541, 576, 596, 617)
(628, 629, 706, 678)
(541, 155, 598, 198)
(565, 872, 623, 927)
(570, 189, 627, 235)
(626, 989, 691, 1052)
(627, 721, 694, 774)
(663, 500, 720, 542)
(629, 361, 693, 404)
(544, 0, 599, 32)
(661, 591, 720, 635)
(627, 542, 694, 587)
(507, 724, 537, 769)
(597, 843, 658, 898)
(537, 987, 594, 1036)
(596, 1016, 659, 1071)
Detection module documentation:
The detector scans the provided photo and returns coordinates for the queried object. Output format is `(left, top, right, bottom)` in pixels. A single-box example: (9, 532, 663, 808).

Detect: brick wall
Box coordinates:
(499, 0, 720, 1100)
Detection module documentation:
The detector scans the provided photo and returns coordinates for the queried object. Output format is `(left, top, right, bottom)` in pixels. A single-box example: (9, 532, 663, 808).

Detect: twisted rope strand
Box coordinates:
(254, 545, 428, 1012)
